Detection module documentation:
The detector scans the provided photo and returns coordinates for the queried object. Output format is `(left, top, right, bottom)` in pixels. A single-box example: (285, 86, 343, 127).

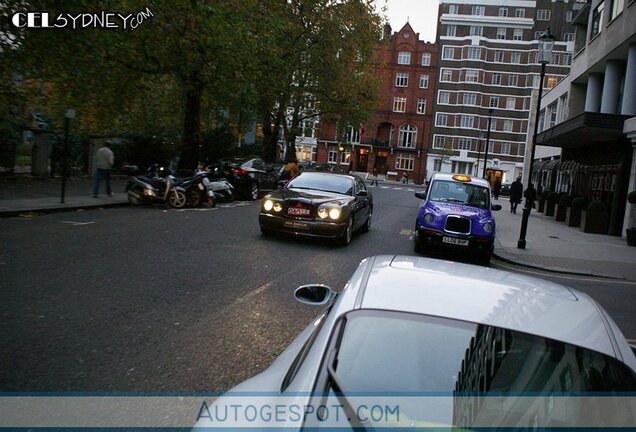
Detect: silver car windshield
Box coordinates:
(287, 173, 354, 196)
(429, 180, 490, 209)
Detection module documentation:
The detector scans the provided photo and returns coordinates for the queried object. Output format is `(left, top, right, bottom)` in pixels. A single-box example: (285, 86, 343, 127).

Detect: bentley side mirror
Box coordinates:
(491, 204, 502, 211)
(415, 192, 426, 199)
(294, 284, 337, 306)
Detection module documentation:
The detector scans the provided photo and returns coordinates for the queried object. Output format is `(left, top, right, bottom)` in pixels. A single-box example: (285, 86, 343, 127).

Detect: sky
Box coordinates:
(377, 0, 440, 43)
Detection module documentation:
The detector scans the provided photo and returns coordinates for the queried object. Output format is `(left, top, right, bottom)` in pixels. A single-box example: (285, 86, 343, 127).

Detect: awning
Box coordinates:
(537, 112, 632, 149)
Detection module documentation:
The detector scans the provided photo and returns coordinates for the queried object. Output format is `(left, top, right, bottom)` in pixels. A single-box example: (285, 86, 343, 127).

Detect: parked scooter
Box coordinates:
(126, 164, 188, 208)
(180, 172, 217, 208)
(204, 169, 235, 202)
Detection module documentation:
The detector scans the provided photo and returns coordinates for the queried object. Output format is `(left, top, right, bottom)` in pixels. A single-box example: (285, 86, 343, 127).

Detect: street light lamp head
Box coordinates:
(538, 29, 556, 64)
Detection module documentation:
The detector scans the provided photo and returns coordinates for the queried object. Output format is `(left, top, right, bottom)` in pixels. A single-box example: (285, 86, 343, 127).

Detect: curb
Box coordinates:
(0, 202, 130, 218)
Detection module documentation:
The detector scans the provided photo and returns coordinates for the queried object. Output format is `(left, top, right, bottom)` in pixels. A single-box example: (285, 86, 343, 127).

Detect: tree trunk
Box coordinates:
(180, 70, 203, 171)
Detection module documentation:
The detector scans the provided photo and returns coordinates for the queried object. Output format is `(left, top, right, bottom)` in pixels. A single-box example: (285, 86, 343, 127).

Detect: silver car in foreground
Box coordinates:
(195, 255, 636, 429)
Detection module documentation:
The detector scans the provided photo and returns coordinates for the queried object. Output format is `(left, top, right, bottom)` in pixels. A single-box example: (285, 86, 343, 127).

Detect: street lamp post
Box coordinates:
(518, 29, 555, 249)
(60, 109, 75, 204)
(482, 108, 493, 179)
(476, 132, 484, 176)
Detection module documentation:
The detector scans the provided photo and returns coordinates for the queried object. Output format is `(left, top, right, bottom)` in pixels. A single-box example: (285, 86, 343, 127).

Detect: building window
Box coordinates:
(340, 150, 351, 164)
(296, 144, 316, 162)
(503, 119, 514, 132)
(552, 52, 560, 65)
(463, 92, 477, 105)
(398, 51, 411, 64)
(566, 10, 573, 22)
(395, 72, 408, 87)
(446, 25, 457, 36)
(417, 98, 427, 114)
(436, 113, 448, 126)
(564, 32, 575, 42)
(506, 97, 516, 109)
(421, 53, 431, 66)
(546, 76, 558, 88)
(458, 138, 471, 150)
(419, 74, 429, 88)
(442, 46, 455, 59)
(472, 5, 484, 15)
(497, 28, 506, 39)
(470, 26, 483, 36)
(489, 96, 499, 108)
(466, 46, 481, 60)
(465, 69, 480, 83)
(460, 115, 474, 128)
(509, 73, 519, 87)
(494, 50, 504, 63)
(511, 51, 521, 64)
(433, 159, 442, 171)
(396, 152, 415, 171)
(537, 9, 551, 20)
(438, 91, 450, 104)
(591, 2, 604, 38)
(534, 31, 543, 40)
(492, 73, 502, 85)
(448, 4, 459, 14)
(564, 52, 572, 66)
(501, 142, 511, 155)
(548, 103, 558, 127)
(515, 8, 525, 18)
(347, 126, 360, 144)
(499, 7, 508, 17)
(398, 124, 417, 148)
(452, 161, 472, 175)
(393, 97, 406, 112)
(328, 147, 338, 163)
(441, 69, 452, 82)
(513, 28, 523, 40)
(434, 136, 446, 149)
(301, 119, 316, 138)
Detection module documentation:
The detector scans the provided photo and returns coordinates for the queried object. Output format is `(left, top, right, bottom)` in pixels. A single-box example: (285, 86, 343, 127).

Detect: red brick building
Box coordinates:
(312, 23, 437, 184)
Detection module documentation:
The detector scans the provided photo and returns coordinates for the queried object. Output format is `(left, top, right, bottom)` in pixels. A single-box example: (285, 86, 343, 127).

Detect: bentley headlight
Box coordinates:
(483, 222, 493, 233)
(424, 213, 434, 223)
(263, 200, 274, 211)
(318, 208, 329, 219)
(273, 202, 282, 212)
(328, 208, 341, 220)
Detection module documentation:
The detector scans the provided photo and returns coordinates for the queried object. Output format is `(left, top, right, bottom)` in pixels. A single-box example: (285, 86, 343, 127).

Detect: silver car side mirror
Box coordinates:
(294, 284, 337, 306)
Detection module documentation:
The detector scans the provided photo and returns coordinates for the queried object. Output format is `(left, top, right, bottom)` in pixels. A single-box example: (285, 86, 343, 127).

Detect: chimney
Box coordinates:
(383, 23, 392, 40)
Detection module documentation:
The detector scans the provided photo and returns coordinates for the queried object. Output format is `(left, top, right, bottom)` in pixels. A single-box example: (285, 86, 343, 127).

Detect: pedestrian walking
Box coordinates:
(509, 176, 523, 214)
(401, 171, 409, 184)
(493, 180, 501, 200)
(370, 166, 379, 186)
(524, 182, 537, 210)
(93, 140, 114, 198)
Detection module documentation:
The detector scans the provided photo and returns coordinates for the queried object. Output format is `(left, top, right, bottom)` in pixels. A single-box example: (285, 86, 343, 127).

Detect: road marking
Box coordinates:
(495, 261, 636, 285)
(61, 221, 95, 226)
(236, 282, 272, 304)
(400, 229, 413, 237)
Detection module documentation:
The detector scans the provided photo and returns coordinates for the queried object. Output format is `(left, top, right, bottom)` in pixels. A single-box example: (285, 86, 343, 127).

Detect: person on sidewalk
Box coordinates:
(493, 180, 501, 200)
(509, 176, 523, 214)
(524, 182, 537, 210)
(93, 141, 114, 198)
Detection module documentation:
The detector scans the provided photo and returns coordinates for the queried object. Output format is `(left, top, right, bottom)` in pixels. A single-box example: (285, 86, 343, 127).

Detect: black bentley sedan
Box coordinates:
(259, 172, 373, 246)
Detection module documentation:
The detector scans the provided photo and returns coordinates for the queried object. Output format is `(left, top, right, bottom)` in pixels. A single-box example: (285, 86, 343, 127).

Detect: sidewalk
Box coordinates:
(1, 175, 635, 280)
(492, 196, 636, 281)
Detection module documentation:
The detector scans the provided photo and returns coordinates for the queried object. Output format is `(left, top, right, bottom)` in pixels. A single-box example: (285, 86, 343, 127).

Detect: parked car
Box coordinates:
(500, 182, 511, 196)
(214, 157, 280, 200)
(259, 171, 372, 245)
(194, 255, 636, 429)
(413, 173, 502, 264)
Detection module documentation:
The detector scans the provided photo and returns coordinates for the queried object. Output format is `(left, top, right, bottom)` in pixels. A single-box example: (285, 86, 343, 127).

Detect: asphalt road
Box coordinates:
(1, 185, 635, 391)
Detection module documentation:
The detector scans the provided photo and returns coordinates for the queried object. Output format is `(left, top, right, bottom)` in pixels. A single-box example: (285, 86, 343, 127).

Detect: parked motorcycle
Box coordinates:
(204, 169, 235, 202)
(180, 172, 217, 208)
(126, 164, 187, 208)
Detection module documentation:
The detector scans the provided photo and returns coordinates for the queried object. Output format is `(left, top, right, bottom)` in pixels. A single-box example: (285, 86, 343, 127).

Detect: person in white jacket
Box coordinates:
(93, 141, 114, 197)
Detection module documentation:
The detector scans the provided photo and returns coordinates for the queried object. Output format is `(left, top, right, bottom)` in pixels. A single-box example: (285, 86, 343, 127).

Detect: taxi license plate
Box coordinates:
(443, 236, 469, 246)
(284, 221, 309, 230)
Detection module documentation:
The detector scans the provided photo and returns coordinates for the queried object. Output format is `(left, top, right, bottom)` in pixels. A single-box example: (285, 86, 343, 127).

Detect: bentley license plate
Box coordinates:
(443, 236, 469, 246)
(284, 221, 309, 230)
(288, 207, 311, 216)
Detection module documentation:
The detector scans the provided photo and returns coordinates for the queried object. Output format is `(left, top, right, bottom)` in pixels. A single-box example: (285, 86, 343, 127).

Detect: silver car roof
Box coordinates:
(336, 255, 633, 366)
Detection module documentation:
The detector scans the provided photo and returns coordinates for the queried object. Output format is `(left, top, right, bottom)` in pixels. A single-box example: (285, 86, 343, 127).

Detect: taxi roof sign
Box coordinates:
(452, 175, 472, 182)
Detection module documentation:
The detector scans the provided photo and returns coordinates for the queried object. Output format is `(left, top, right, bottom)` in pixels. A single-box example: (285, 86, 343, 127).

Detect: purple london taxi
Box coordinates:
(414, 173, 502, 265)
